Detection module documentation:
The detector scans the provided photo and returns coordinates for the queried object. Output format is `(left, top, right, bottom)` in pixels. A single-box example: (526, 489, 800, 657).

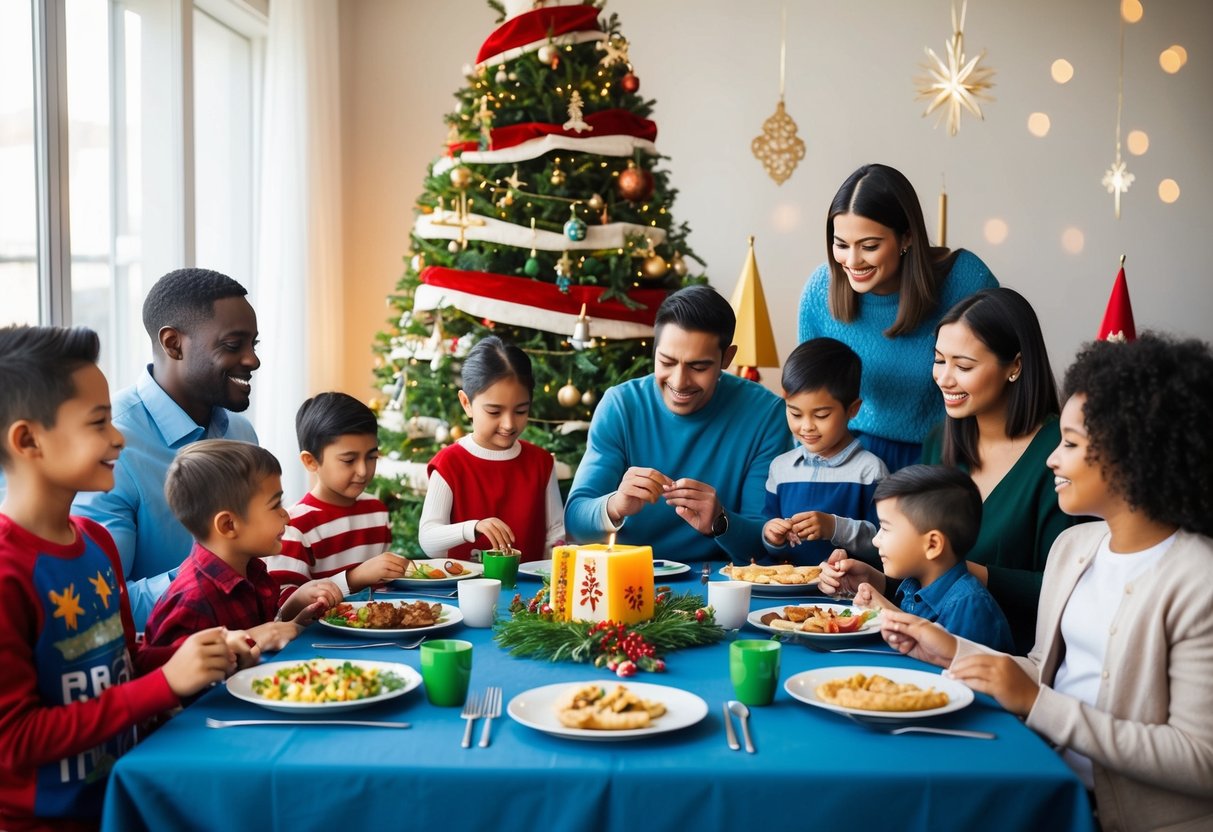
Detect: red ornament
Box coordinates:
(616, 162, 654, 202)
(738, 366, 761, 382)
(620, 72, 640, 93)
(550, 54, 560, 70)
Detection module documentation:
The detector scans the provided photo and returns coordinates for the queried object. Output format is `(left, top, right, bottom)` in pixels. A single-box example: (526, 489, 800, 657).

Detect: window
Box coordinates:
(0, 0, 39, 326)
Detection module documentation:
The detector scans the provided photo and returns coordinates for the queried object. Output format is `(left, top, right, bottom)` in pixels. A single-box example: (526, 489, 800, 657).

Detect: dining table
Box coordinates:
(101, 567, 1095, 832)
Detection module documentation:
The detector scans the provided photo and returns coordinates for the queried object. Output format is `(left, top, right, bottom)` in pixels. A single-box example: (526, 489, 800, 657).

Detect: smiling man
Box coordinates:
(74, 268, 261, 627)
(564, 285, 790, 562)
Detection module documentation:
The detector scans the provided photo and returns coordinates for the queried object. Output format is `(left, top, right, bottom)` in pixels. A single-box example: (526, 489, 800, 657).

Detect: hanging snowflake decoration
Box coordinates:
(1102, 156, 1134, 220)
(751, 100, 806, 186)
(915, 0, 996, 137)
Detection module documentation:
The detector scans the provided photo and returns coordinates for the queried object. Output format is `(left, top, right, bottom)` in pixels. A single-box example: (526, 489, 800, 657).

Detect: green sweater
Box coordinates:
(922, 415, 1083, 651)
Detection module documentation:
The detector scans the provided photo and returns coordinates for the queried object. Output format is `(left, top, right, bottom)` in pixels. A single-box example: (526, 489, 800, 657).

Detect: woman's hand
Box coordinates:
(947, 654, 1040, 716)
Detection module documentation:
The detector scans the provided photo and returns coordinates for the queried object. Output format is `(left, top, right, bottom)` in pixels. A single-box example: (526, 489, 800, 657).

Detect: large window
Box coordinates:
(8, 0, 264, 389)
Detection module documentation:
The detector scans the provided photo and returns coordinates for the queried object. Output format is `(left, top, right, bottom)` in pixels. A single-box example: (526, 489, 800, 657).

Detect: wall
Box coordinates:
(340, 0, 1212, 398)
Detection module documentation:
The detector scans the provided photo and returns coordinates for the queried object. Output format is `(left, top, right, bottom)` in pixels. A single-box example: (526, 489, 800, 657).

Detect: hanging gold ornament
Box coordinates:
(450, 166, 473, 190)
(642, 254, 669, 280)
(557, 382, 581, 408)
(551, 167, 566, 186)
(671, 252, 688, 277)
(587, 193, 605, 212)
(751, 6, 805, 186)
(1102, 16, 1133, 219)
(580, 389, 597, 407)
(449, 424, 465, 440)
(915, 0, 996, 136)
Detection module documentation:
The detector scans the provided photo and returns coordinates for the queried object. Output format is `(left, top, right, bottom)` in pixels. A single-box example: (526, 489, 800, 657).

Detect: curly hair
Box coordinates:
(1063, 332, 1213, 536)
(142, 267, 247, 342)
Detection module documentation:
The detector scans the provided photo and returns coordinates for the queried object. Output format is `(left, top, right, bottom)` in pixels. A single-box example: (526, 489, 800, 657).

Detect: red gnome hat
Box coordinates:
(1097, 256, 1136, 343)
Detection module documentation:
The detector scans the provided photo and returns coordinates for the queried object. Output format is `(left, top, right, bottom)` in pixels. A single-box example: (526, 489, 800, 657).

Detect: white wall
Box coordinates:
(339, 0, 1212, 395)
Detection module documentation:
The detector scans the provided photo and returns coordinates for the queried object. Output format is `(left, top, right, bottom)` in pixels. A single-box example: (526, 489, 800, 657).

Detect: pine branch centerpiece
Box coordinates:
(495, 586, 725, 677)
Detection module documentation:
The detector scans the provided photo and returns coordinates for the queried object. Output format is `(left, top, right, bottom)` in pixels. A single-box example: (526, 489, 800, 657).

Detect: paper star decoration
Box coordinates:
(596, 35, 629, 68)
(88, 570, 113, 609)
(1102, 156, 1134, 219)
(49, 584, 85, 631)
(915, 1, 996, 137)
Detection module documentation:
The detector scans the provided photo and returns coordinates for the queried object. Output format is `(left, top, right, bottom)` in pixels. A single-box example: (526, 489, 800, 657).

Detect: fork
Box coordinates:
(797, 639, 898, 656)
(206, 717, 410, 729)
(478, 686, 502, 747)
(460, 692, 482, 748)
(310, 638, 427, 649)
(842, 713, 996, 739)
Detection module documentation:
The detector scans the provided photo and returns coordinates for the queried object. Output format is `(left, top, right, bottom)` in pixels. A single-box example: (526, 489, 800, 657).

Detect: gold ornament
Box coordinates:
(752, 100, 805, 186)
(671, 252, 688, 277)
(551, 167, 566, 186)
(915, 0, 996, 137)
(449, 424, 465, 440)
(449, 166, 473, 189)
(580, 389, 597, 406)
(642, 255, 669, 280)
(557, 382, 581, 408)
(587, 193, 605, 212)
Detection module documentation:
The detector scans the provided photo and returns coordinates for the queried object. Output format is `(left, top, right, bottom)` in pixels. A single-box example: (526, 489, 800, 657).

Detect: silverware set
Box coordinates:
(723, 700, 755, 753)
(840, 712, 995, 739)
(310, 638, 427, 650)
(460, 685, 503, 748)
(206, 717, 410, 729)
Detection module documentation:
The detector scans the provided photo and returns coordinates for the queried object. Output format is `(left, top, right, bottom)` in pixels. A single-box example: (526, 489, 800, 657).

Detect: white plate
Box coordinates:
(507, 681, 708, 741)
(718, 566, 821, 596)
(389, 558, 483, 588)
(318, 601, 463, 638)
(227, 659, 422, 713)
(784, 666, 973, 721)
(518, 559, 691, 581)
(747, 603, 882, 642)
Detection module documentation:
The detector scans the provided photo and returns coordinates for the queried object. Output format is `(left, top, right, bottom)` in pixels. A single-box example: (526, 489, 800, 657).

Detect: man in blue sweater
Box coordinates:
(565, 286, 790, 563)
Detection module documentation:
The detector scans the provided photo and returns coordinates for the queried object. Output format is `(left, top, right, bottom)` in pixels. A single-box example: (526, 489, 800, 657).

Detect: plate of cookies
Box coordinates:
(719, 563, 822, 595)
(784, 666, 973, 721)
(507, 681, 708, 741)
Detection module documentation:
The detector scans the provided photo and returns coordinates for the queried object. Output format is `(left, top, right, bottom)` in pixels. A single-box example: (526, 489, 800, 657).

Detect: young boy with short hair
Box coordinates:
(0, 325, 243, 831)
(142, 440, 342, 662)
(855, 464, 1013, 652)
(264, 392, 406, 602)
(762, 337, 887, 564)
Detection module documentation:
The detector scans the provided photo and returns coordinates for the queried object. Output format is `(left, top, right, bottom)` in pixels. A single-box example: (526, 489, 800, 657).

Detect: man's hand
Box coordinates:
(607, 468, 673, 523)
(662, 477, 720, 536)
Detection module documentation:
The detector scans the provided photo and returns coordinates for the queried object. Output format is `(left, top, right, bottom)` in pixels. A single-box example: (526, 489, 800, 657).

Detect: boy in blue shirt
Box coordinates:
(762, 337, 887, 564)
(855, 464, 1013, 652)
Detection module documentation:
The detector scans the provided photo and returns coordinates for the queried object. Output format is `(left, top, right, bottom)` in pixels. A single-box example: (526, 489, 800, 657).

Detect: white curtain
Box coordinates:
(252, 0, 344, 503)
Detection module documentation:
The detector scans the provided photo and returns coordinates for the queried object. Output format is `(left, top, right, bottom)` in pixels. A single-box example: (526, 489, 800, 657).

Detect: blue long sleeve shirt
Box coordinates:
(72, 365, 257, 629)
(896, 560, 1014, 653)
(564, 372, 791, 563)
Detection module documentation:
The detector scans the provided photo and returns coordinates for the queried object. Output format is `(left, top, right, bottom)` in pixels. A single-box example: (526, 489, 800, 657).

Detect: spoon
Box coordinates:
(727, 700, 755, 753)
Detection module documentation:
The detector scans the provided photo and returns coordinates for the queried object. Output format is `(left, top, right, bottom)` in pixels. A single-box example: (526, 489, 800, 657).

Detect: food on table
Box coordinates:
(323, 600, 443, 630)
(760, 605, 878, 634)
(444, 560, 465, 575)
(723, 563, 822, 585)
(556, 683, 667, 730)
(816, 673, 949, 712)
(406, 562, 448, 579)
(250, 659, 407, 703)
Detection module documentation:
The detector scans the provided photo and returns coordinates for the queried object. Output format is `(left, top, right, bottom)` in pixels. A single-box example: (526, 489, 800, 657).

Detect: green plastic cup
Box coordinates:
(481, 550, 520, 589)
(729, 639, 781, 706)
(420, 639, 473, 706)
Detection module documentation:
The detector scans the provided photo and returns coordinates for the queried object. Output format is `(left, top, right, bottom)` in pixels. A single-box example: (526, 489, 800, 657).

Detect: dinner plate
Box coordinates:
(226, 659, 422, 713)
(717, 565, 821, 596)
(389, 558, 483, 588)
(746, 603, 882, 642)
(784, 666, 973, 721)
(318, 601, 463, 638)
(507, 681, 708, 741)
(518, 559, 691, 581)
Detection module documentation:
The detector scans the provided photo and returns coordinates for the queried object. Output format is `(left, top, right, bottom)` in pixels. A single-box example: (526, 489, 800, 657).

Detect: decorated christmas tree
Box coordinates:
(370, 0, 704, 554)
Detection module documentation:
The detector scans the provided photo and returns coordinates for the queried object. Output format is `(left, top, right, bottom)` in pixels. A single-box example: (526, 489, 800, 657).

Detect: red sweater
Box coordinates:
(427, 440, 553, 562)
(266, 492, 391, 600)
(0, 514, 177, 832)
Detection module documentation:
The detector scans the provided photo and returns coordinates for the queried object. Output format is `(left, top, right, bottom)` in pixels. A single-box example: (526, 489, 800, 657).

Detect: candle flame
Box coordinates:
(607, 533, 616, 551)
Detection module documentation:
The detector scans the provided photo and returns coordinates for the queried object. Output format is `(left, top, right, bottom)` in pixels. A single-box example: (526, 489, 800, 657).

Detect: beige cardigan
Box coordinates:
(953, 523, 1213, 832)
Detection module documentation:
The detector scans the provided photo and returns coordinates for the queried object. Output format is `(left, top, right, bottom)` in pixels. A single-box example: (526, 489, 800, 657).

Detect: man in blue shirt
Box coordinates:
(74, 268, 261, 628)
(564, 285, 790, 563)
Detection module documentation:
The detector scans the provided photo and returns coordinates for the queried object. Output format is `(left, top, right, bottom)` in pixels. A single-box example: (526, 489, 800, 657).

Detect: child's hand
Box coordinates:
(475, 517, 515, 551)
(161, 626, 233, 697)
(607, 468, 673, 522)
(346, 552, 411, 592)
(223, 628, 262, 671)
(818, 548, 884, 597)
(853, 581, 894, 613)
(789, 511, 836, 544)
(247, 621, 304, 652)
(880, 608, 958, 669)
(763, 518, 792, 546)
(282, 579, 342, 619)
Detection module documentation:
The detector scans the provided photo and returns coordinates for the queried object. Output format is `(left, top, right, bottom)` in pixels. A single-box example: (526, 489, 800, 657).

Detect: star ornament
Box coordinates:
(916, 29, 996, 137)
(1102, 157, 1134, 219)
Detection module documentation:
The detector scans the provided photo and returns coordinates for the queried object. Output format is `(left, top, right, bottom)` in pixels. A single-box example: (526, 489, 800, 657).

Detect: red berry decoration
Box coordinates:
(620, 72, 640, 93)
(695, 608, 707, 623)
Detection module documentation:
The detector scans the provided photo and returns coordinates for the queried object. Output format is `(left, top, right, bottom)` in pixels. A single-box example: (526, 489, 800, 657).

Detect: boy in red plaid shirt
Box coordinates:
(142, 440, 342, 664)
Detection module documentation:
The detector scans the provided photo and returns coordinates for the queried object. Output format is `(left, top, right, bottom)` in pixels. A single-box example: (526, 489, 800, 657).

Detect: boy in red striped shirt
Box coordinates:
(266, 393, 408, 602)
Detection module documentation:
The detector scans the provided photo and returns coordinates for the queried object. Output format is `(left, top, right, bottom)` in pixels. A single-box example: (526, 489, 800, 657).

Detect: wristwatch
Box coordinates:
(709, 510, 729, 538)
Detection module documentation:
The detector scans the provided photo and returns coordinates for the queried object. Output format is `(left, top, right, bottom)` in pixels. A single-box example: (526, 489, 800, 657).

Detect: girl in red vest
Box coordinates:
(419, 336, 564, 562)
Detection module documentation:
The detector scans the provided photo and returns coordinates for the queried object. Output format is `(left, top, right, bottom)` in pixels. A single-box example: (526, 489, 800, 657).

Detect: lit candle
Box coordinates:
(938, 188, 948, 247)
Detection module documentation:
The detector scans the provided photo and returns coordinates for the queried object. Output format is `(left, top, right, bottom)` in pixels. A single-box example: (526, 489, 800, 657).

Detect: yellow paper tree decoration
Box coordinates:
(729, 236, 779, 381)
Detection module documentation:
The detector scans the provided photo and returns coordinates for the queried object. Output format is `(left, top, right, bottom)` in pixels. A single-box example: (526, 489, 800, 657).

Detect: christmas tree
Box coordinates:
(370, 0, 704, 555)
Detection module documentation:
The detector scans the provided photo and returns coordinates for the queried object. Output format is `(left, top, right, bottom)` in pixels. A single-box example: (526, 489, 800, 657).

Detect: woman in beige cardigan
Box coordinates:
(876, 333, 1213, 832)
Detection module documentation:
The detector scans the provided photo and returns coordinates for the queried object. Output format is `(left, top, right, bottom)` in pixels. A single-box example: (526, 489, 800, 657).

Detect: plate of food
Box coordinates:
(507, 681, 708, 741)
(518, 559, 691, 581)
(389, 558, 482, 587)
(784, 666, 973, 721)
(747, 603, 881, 642)
(318, 600, 463, 638)
(719, 563, 822, 595)
(226, 658, 422, 713)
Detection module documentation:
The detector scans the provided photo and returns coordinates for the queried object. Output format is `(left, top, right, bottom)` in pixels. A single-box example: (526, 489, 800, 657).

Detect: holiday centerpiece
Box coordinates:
(549, 537, 654, 625)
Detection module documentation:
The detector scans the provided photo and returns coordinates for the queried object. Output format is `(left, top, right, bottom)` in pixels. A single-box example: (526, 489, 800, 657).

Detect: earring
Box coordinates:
(1008, 374, 1019, 382)
(900, 248, 908, 256)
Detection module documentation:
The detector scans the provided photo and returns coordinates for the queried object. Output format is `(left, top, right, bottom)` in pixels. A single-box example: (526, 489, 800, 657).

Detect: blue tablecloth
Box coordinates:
(102, 574, 1094, 832)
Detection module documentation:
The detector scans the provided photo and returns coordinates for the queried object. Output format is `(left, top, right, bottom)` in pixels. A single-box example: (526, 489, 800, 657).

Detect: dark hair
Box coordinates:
(874, 464, 983, 558)
(165, 439, 281, 540)
(935, 287, 1059, 469)
(296, 392, 378, 458)
(460, 336, 534, 400)
(781, 337, 862, 404)
(0, 326, 101, 467)
(142, 267, 248, 341)
(1063, 333, 1213, 536)
(653, 285, 736, 353)
(826, 164, 958, 337)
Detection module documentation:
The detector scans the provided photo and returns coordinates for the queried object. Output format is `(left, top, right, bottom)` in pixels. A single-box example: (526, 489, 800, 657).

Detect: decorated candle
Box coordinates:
(549, 542, 655, 625)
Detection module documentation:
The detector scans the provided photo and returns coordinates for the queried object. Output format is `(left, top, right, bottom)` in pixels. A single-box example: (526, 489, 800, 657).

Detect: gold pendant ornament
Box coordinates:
(751, 6, 804, 186)
(915, 0, 995, 137)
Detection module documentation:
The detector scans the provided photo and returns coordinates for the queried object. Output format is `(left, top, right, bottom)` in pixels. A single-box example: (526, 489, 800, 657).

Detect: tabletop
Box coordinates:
(102, 569, 1095, 832)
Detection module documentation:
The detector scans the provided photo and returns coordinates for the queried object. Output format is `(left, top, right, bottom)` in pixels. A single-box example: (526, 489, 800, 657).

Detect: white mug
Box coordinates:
(457, 578, 501, 627)
(708, 580, 752, 630)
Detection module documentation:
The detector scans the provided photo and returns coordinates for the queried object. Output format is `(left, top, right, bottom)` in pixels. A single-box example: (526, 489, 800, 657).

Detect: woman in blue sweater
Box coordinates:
(798, 164, 997, 471)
